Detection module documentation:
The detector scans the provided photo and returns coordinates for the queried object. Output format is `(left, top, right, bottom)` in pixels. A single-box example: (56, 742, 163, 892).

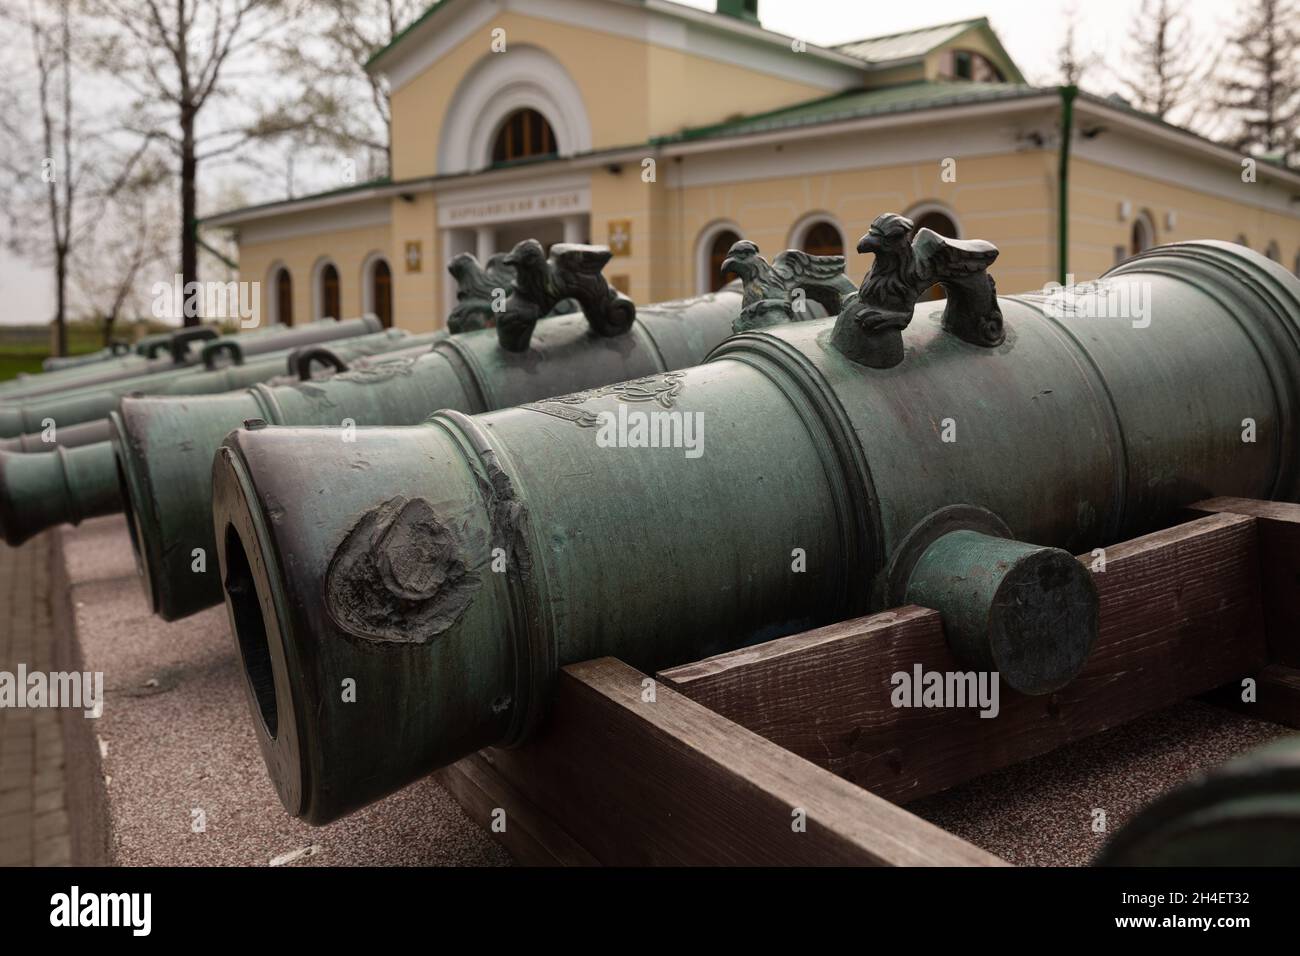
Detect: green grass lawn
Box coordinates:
(0, 322, 167, 382)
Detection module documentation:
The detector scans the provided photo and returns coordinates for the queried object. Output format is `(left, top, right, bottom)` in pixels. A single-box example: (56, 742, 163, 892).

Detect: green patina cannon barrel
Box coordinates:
(0, 324, 413, 439)
(211, 236, 1300, 824)
(0, 329, 442, 546)
(0, 418, 113, 453)
(1097, 736, 1300, 865)
(115, 282, 748, 621)
(41, 340, 133, 372)
(0, 317, 382, 401)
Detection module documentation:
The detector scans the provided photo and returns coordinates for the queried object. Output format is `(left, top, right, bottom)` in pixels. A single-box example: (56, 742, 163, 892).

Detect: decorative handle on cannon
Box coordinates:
(719, 240, 856, 334)
(495, 240, 636, 353)
(289, 345, 349, 381)
(201, 340, 244, 370)
(830, 213, 1004, 369)
(446, 252, 516, 334)
(168, 327, 219, 364)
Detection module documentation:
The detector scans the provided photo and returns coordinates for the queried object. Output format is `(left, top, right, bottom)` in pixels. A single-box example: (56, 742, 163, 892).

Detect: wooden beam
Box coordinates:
(1188, 498, 1300, 667)
(434, 754, 599, 866)
(661, 513, 1267, 804)
(480, 657, 1001, 866)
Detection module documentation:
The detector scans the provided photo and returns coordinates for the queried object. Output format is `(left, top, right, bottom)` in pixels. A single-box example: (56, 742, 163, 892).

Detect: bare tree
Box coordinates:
(1120, 0, 1207, 123)
(1054, 6, 1096, 87)
(71, 163, 173, 345)
(268, 0, 424, 180)
(0, 0, 82, 356)
(1217, 0, 1300, 165)
(82, 0, 301, 325)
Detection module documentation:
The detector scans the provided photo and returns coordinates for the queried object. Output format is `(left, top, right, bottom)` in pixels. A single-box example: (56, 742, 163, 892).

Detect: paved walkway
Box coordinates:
(0, 533, 71, 865)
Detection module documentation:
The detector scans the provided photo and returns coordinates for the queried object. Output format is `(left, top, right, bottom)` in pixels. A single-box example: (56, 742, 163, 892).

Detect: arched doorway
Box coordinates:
(1130, 211, 1156, 255)
(272, 267, 293, 327)
(798, 220, 844, 257)
(707, 228, 742, 292)
(909, 208, 960, 300)
(492, 108, 557, 164)
(318, 262, 341, 320)
(370, 258, 393, 327)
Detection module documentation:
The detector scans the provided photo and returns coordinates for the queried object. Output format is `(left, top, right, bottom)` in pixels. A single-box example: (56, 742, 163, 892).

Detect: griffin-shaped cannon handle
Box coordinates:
(720, 240, 856, 333)
(446, 251, 518, 334)
(495, 240, 636, 353)
(830, 212, 1004, 369)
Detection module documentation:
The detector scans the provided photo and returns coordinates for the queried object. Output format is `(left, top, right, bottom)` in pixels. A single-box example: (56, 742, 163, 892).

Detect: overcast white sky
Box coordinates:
(0, 0, 1235, 325)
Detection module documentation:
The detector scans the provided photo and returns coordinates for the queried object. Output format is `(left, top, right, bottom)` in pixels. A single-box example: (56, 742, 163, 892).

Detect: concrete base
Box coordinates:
(58, 516, 509, 867)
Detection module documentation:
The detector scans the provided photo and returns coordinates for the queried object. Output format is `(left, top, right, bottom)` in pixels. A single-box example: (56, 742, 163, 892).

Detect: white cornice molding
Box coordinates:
(235, 197, 393, 246)
(1073, 100, 1300, 215)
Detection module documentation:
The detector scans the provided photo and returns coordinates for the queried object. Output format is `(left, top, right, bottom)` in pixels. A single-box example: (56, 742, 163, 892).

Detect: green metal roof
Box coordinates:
(835, 17, 985, 63)
(654, 81, 1047, 144)
(365, 0, 453, 70)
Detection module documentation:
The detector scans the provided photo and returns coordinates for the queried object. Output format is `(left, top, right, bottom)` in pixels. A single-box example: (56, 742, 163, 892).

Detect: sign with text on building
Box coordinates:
(438, 185, 589, 228)
(608, 220, 632, 257)
(405, 241, 422, 273)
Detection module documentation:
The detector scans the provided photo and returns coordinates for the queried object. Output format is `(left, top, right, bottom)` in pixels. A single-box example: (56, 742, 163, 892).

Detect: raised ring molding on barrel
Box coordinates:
(695, 219, 742, 295)
(438, 45, 592, 175)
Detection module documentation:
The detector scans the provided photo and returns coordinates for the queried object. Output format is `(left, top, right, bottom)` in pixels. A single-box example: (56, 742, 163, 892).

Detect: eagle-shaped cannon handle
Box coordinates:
(830, 213, 1005, 369)
(720, 240, 856, 333)
(495, 240, 636, 353)
(446, 252, 518, 334)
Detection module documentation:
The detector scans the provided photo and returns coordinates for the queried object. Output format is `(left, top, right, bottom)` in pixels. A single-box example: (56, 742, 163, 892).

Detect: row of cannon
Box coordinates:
(4, 215, 1300, 865)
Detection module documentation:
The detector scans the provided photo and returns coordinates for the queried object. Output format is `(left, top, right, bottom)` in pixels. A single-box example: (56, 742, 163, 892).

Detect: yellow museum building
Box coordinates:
(204, 0, 1300, 331)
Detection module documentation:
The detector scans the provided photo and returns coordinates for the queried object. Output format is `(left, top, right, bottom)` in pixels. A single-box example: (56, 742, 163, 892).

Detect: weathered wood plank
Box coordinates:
(481, 657, 1001, 866)
(1189, 497, 1300, 667)
(434, 753, 599, 866)
(661, 513, 1267, 804)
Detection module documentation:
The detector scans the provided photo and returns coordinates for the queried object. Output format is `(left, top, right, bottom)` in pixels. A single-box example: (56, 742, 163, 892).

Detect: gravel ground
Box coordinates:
(60, 515, 1289, 867)
(908, 700, 1291, 865)
(63, 516, 510, 867)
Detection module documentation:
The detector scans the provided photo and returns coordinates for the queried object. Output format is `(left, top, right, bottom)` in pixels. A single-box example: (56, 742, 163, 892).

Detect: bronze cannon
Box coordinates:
(113, 241, 846, 621)
(212, 222, 1300, 824)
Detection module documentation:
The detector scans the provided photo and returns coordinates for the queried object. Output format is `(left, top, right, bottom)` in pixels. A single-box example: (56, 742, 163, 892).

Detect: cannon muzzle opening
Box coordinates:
(212, 423, 519, 824)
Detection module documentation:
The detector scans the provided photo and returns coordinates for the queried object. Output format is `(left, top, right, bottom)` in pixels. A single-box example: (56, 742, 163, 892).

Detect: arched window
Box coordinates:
(1293, 250, 1300, 277)
(317, 262, 341, 320)
(1235, 234, 1250, 249)
(271, 266, 293, 327)
(799, 221, 844, 257)
(707, 228, 742, 293)
(492, 108, 557, 164)
(1264, 241, 1280, 262)
(1130, 211, 1156, 255)
(365, 256, 393, 328)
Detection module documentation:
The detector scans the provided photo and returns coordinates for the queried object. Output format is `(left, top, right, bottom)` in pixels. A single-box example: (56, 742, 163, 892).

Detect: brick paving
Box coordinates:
(0, 533, 71, 866)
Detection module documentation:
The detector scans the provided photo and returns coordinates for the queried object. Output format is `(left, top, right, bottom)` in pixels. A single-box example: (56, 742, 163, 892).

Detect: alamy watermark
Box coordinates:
(50, 886, 150, 936)
(594, 404, 704, 459)
(0, 665, 103, 717)
(891, 664, 999, 718)
(1038, 274, 1152, 329)
(151, 275, 260, 328)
